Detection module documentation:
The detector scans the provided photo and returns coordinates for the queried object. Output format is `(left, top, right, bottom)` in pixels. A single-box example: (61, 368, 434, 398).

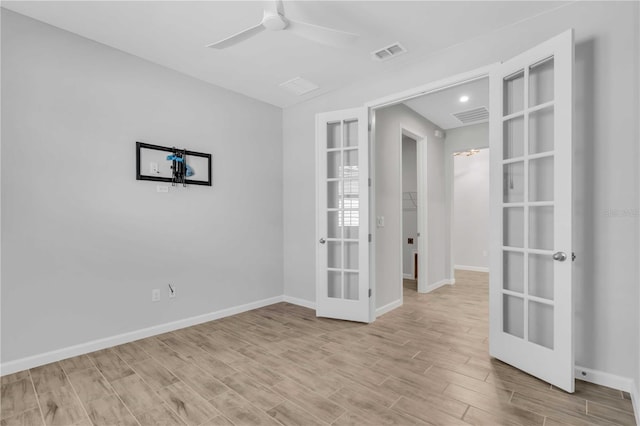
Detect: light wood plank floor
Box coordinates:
(1, 271, 636, 425)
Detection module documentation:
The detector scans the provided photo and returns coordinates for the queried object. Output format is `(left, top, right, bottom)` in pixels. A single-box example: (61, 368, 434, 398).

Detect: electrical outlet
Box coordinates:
(482, 250, 488, 257)
(152, 289, 160, 302)
(157, 185, 169, 193)
(168, 284, 176, 299)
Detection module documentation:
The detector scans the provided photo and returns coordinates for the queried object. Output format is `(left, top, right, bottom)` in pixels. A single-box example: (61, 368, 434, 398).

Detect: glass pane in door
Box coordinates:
(504, 70, 525, 115)
(529, 206, 554, 250)
(503, 295, 524, 338)
(529, 157, 554, 202)
(503, 117, 524, 159)
(328, 271, 341, 298)
(503, 162, 524, 202)
(344, 272, 359, 300)
(529, 106, 554, 154)
(529, 57, 554, 107)
(529, 254, 554, 300)
(528, 301, 554, 349)
(344, 120, 358, 147)
(503, 251, 524, 293)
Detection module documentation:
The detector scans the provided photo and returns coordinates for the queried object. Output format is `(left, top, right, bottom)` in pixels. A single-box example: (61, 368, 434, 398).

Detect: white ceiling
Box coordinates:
(404, 77, 489, 130)
(2, 1, 570, 108)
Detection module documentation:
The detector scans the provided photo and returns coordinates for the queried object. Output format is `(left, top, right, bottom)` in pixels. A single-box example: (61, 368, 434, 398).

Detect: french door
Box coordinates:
(316, 108, 370, 323)
(489, 30, 574, 392)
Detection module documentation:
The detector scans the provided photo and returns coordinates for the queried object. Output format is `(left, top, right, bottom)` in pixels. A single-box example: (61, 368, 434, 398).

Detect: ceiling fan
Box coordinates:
(207, 0, 359, 49)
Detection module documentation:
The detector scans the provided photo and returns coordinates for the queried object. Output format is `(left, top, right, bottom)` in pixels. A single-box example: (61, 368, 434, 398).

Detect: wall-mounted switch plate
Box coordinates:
(152, 289, 160, 302)
(157, 185, 169, 193)
(377, 216, 385, 227)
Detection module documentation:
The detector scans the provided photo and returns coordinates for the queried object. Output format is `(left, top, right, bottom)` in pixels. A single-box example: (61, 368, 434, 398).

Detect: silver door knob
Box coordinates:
(319, 238, 326, 244)
(552, 252, 567, 262)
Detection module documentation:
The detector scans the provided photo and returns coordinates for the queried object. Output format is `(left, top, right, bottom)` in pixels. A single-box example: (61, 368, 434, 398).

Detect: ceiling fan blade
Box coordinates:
(207, 23, 265, 49)
(286, 18, 358, 48)
(263, 0, 285, 16)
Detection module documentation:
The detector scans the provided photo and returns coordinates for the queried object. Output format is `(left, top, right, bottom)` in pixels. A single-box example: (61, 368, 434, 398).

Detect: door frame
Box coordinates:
(365, 64, 497, 321)
(399, 126, 427, 295)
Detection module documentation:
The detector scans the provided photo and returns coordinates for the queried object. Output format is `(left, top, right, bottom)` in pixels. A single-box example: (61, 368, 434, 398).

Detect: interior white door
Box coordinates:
(489, 30, 574, 392)
(316, 107, 370, 323)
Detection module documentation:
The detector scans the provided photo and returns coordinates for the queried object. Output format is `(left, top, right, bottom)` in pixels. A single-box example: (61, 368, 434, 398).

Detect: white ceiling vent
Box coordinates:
(371, 42, 407, 61)
(452, 106, 489, 124)
(279, 77, 319, 96)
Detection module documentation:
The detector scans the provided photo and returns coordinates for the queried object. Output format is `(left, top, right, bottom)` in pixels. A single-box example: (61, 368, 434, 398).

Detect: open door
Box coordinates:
(489, 30, 574, 392)
(316, 108, 370, 323)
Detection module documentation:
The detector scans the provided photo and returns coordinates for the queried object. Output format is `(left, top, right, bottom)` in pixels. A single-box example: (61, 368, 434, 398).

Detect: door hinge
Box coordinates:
(368, 178, 372, 187)
(368, 234, 372, 242)
(368, 123, 372, 132)
(368, 289, 372, 298)
(572, 252, 576, 262)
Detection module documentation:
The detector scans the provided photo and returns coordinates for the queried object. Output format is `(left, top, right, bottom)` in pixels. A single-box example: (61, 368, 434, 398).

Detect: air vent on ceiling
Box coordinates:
(279, 77, 319, 96)
(452, 106, 489, 124)
(371, 42, 407, 61)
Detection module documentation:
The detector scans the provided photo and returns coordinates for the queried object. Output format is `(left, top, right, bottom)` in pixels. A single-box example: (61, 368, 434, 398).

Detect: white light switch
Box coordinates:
(377, 216, 385, 227)
(156, 185, 169, 193)
(150, 162, 159, 174)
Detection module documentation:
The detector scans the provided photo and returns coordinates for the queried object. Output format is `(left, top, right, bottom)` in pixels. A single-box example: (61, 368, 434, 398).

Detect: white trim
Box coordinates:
(400, 126, 427, 295)
(574, 366, 635, 393)
(0, 295, 284, 376)
(376, 298, 403, 317)
(424, 278, 455, 293)
(574, 366, 639, 424)
(366, 65, 498, 109)
(283, 295, 316, 310)
(403, 273, 414, 279)
(455, 265, 490, 273)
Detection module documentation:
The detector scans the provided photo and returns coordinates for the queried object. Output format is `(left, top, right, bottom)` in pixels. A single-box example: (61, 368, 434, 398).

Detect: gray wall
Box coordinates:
(374, 104, 446, 309)
(444, 123, 490, 273)
(453, 148, 489, 270)
(1, 10, 283, 363)
(402, 136, 417, 277)
(283, 1, 639, 383)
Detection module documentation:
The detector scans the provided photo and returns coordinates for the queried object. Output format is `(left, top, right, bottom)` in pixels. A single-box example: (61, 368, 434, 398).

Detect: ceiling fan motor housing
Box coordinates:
(262, 10, 287, 31)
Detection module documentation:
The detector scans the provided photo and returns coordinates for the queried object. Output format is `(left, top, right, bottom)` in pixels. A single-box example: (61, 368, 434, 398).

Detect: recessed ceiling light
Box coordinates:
(459, 95, 470, 103)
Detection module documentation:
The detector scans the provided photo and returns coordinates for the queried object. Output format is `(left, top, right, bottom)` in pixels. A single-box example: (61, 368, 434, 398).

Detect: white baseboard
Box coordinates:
(376, 298, 403, 317)
(403, 273, 414, 279)
(574, 366, 639, 424)
(420, 278, 454, 293)
(574, 365, 634, 393)
(282, 295, 316, 310)
(455, 265, 490, 273)
(1, 295, 284, 376)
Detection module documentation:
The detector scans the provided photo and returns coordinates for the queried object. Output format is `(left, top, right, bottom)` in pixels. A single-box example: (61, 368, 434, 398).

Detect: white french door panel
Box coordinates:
(489, 30, 574, 392)
(316, 107, 370, 323)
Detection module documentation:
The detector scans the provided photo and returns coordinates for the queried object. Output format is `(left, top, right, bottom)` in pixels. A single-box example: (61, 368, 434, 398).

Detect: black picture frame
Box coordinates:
(136, 142, 212, 186)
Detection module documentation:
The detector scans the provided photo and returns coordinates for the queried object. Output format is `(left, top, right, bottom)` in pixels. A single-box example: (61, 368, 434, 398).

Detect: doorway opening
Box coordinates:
(371, 76, 490, 310)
